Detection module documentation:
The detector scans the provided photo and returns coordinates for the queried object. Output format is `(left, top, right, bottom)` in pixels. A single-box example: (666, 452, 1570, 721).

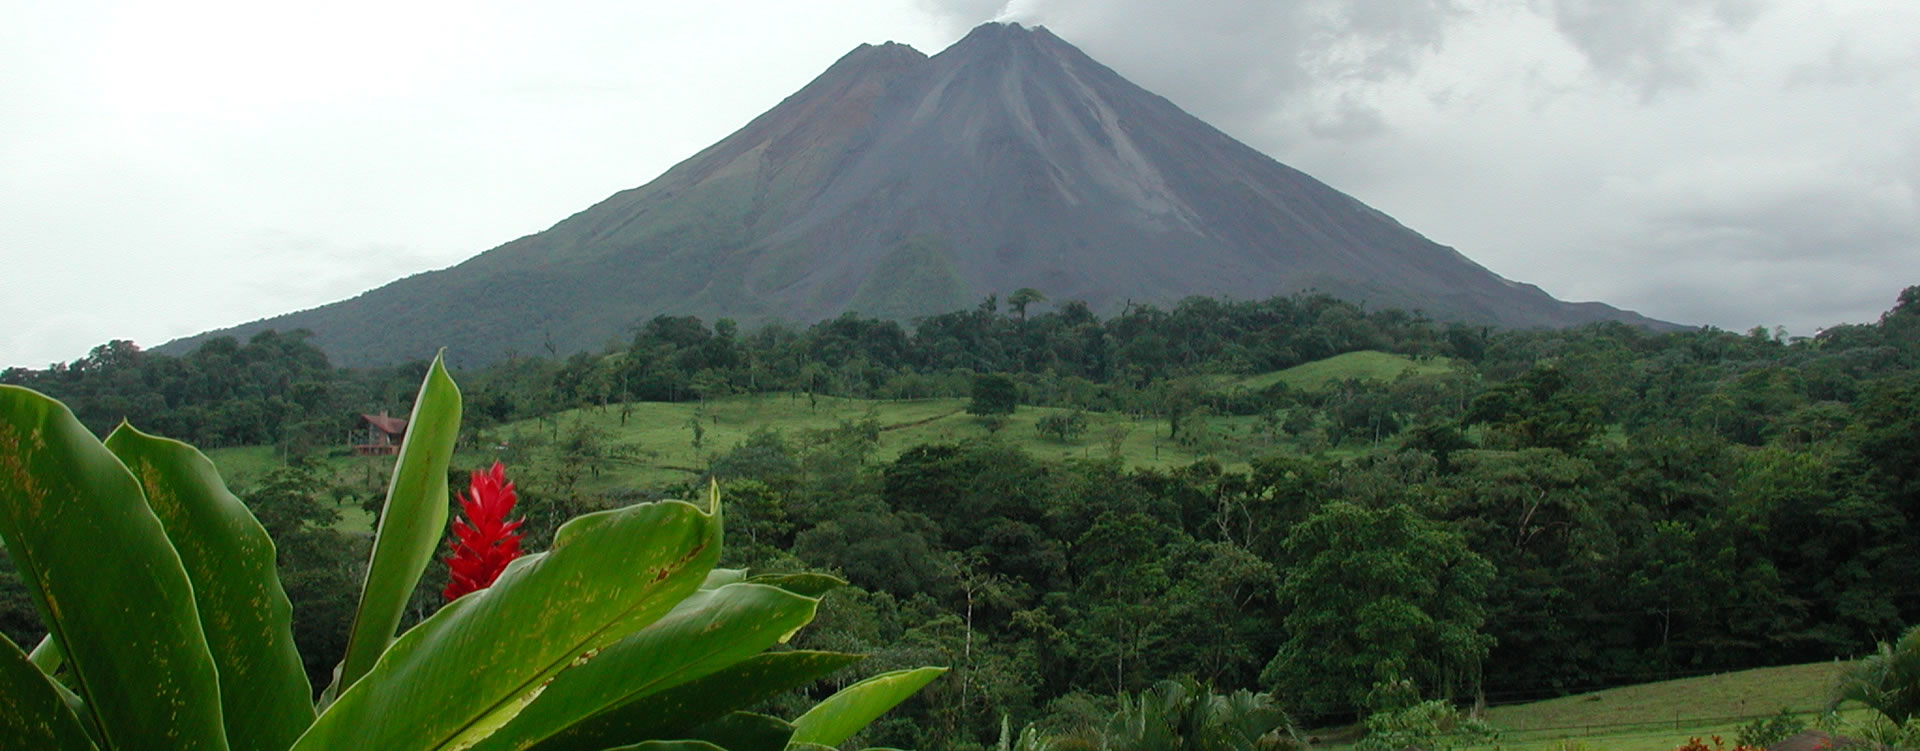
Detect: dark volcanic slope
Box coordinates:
(167, 23, 1670, 366)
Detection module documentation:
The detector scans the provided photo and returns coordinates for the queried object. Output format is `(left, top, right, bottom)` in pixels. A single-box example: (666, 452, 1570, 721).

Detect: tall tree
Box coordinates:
(1262, 501, 1495, 718)
(1008, 288, 1047, 323)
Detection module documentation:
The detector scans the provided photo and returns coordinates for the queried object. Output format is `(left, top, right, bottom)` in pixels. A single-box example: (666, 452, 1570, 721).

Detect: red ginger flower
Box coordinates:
(443, 462, 525, 601)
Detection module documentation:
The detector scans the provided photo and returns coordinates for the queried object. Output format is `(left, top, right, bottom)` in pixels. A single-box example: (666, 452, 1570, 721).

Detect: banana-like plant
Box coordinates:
(0, 354, 941, 751)
(1831, 622, 1920, 726)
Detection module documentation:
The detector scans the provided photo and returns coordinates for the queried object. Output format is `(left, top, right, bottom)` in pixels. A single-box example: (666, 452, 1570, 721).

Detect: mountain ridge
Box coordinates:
(163, 22, 1675, 367)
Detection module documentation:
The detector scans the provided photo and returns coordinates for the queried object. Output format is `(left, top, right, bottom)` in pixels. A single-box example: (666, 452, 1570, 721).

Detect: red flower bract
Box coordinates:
(443, 461, 525, 601)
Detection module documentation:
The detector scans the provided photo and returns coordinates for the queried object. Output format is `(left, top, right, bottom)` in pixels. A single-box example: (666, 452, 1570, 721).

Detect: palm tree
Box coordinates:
(1101, 678, 1296, 751)
(1832, 623, 1920, 724)
(1009, 287, 1048, 323)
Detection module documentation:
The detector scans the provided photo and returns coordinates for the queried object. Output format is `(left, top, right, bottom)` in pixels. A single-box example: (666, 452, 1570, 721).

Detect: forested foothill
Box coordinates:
(5, 286, 1919, 749)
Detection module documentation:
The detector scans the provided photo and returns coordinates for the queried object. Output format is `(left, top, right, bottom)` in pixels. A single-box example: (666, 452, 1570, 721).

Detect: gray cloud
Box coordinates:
(1787, 37, 1920, 88)
(1538, 0, 1768, 97)
(1649, 189, 1916, 263)
(1306, 94, 1391, 141)
(1619, 257, 1906, 332)
(238, 231, 444, 302)
(1614, 142, 1920, 328)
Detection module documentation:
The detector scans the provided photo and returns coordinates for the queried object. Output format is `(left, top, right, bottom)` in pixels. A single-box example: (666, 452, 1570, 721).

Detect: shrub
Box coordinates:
(969, 374, 1019, 417)
(1736, 708, 1804, 749)
(1356, 699, 1499, 751)
(1036, 410, 1089, 443)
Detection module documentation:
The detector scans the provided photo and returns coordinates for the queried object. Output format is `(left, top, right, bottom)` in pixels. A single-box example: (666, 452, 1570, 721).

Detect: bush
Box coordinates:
(969, 373, 1019, 417)
(1736, 708, 1803, 749)
(1356, 699, 1499, 751)
(1036, 410, 1089, 443)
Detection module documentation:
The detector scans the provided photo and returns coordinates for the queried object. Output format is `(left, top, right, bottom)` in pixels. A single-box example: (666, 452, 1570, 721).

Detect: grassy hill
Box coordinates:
(206, 393, 1271, 507)
(1304, 662, 1859, 751)
(203, 350, 1465, 501)
(1463, 662, 1855, 751)
(467, 393, 1249, 492)
(1211, 351, 1458, 393)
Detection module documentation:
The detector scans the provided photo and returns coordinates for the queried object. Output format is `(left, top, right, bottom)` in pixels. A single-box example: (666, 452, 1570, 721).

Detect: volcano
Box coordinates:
(168, 22, 1670, 366)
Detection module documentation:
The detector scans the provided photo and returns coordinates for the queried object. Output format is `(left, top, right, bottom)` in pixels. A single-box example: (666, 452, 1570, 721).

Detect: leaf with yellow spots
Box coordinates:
(470, 582, 822, 751)
(0, 631, 96, 750)
(0, 385, 227, 751)
(105, 425, 314, 751)
(292, 496, 722, 751)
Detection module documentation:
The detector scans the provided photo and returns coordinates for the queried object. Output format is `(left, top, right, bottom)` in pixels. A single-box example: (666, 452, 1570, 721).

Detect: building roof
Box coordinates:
(360, 413, 408, 436)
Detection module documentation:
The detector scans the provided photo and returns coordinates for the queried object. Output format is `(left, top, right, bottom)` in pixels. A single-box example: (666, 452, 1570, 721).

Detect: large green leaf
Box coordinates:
(27, 634, 60, 673)
(471, 582, 822, 751)
(701, 568, 749, 590)
(292, 496, 722, 751)
(19, 636, 101, 747)
(0, 632, 96, 750)
(530, 651, 865, 751)
(788, 667, 948, 748)
(0, 386, 228, 751)
(745, 573, 844, 599)
(105, 425, 314, 751)
(684, 712, 794, 751)
(337, 352, 462, 692)
(603, 742, 726, 751)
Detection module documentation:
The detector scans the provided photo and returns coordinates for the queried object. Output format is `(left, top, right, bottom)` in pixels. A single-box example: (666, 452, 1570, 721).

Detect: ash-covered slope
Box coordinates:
(167, 22, 1670, 366)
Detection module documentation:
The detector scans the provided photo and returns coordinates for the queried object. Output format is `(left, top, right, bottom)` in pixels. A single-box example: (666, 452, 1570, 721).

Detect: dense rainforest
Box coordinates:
(4, 286, 1918, 749)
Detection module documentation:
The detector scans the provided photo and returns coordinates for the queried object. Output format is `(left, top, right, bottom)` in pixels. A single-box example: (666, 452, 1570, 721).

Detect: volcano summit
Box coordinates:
(171, 22, 1669, 366)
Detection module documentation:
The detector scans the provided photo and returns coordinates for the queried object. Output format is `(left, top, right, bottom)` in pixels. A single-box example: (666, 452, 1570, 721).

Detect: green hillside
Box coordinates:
(201, 350, 1459, 497)
(208, 394, 1274, 511)
(1213, 351, 1459, 393)
(465, 393, 1258, 492)
(204, 352, 1468, 530)
(1468, 662, 1853, 751)
(1309, 662, 1859, 751)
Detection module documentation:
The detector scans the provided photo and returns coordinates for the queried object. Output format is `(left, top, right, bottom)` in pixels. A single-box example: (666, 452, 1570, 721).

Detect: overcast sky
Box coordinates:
(4, 0, 1916, 368)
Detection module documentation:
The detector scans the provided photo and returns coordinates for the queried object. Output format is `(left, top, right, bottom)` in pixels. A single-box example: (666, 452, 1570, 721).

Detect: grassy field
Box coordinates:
(1461, 662, 1855, 751)
(203, 445, 288, 488)
(472, 392, 1262, 491)
(204, 444, 381, 532)
(197, 350, 1460, 501)
(199, 388, 1304, 532)
(506, 350, 1460, 489)
(1212, 351, 1458, 393)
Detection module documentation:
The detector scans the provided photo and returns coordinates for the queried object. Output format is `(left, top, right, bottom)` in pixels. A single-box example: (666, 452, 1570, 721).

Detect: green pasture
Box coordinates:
(1464, 662, 1853, 751)
(467, 392, 1269, 491)
(1212, 351, 1459, 393)
(202, 350, 1466, 506)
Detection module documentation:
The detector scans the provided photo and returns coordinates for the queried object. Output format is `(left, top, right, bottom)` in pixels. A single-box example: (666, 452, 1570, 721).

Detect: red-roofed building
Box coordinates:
(355, 412, 408, 455)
